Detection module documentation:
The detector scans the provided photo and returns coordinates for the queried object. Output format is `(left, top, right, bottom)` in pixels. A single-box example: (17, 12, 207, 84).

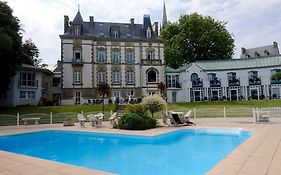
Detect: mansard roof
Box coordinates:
(62, 13, 160, 40)
(166, 55, 281, 72)
(240, 42, 279, 58)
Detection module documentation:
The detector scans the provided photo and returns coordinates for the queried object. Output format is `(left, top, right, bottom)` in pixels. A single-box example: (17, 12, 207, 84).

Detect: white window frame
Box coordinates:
(113, 30, 119, 38)
(146, 27, 152, 38)
(20, 72, 36, 86)
(74, 71, 81, 84)
(19, 91, 36, 99)
(126, 50, 134, 64)
(98, 71, 107, 83)
(74, 27, 80, 36)
(74, 51, 81, 63)
(98, 50, 106, 63)
(147, 51, 154, 60)
(112, 51, 120, 63)
(126, 71, 134, 84)
(112, 71, 121, 84)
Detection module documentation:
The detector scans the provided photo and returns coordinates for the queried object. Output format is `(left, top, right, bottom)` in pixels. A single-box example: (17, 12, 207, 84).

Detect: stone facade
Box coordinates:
(60, 11, 165, 105)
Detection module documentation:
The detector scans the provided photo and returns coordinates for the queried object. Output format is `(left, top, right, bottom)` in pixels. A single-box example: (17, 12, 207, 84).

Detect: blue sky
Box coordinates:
(6, 0, 281, 69)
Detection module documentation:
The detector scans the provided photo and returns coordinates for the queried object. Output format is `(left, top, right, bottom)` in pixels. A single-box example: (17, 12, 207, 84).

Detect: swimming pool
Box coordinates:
(0, 128, 252, 175)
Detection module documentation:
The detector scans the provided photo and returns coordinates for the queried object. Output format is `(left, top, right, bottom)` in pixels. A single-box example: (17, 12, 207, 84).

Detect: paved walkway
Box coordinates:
(0, 117, 281, 175)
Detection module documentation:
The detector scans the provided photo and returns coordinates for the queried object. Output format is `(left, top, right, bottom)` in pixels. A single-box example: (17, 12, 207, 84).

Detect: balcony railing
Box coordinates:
(249, 77, 261, 85)
(167, 82, 181, 89)
(192, 80, 203, 87)
(228, 79, 240, 86)
(141, 59, 162, 65)
(271, 79, 281, 84)
(72, 58, 83, 65)
(210, 79, 221, 87)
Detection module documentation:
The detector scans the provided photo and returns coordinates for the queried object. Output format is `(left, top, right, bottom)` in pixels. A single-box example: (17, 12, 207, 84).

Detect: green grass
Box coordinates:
(0, 100, 281, 125)
(0, 104, 116, 114)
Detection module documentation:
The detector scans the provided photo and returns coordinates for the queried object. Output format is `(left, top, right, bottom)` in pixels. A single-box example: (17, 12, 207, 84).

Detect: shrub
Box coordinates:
(125, 103, 147, 117)
(143, 116, 157, 129)
(141, 95, 167, 117)
(117, 113, 145, 130)
(271, 72, 281, 80)
(117, 113, 157, 130)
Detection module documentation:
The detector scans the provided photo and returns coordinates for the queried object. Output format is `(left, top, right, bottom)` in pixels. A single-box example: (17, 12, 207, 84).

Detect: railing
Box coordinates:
(249, 77, 261, 85)
(271, 79, 281, 84)
(0, 111, 110, 126)
(192, 80, 203, 87)
(72, 58, 83, 65)
(141, 59, 162, 65)
(210, 79, 221, 87)
(167, 83, 181, 89)
(228, 79, 240, 86)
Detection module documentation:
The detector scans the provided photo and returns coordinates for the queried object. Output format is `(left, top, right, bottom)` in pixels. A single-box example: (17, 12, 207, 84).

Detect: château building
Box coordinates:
(59, 10, 165, 105)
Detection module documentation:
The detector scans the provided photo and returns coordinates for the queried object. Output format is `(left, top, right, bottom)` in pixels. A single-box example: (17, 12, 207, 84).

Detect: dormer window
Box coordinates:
(255, 51, 260, 57)
(146, 28, 152, 38)
(74, 26, 80, 36)
(264, 50, 270, 55)
(74, 51, 81, 63)
(113, 30, 119, 38)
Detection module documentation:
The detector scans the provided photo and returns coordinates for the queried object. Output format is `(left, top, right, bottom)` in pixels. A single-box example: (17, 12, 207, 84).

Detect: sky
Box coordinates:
(6, 0, 281, 70)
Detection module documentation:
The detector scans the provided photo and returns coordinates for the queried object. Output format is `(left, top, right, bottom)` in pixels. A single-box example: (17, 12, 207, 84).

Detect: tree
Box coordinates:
(96, 83, 110, 113)
(157, 81, 166, 97)
(141, 95, 167, 118)
(161, 13, 235, 69)
(0, 1, 23, 94)
(22, 39, 41, 66)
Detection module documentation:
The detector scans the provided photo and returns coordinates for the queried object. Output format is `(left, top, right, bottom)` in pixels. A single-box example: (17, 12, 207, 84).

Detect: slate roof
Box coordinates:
(240, 42, 279, 58)
(195, 55, 281, 71)
(63, 12, 160, 40)
(166, 55, 281, 73)
(19, 64, 53, 74)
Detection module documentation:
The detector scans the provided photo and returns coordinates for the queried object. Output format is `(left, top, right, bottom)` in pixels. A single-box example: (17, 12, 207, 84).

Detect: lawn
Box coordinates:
(0, 100, 280, 125)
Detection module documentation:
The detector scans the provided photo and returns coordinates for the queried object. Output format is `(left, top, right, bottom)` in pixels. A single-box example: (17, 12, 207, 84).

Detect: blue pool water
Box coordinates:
(0, 129, 252, 175)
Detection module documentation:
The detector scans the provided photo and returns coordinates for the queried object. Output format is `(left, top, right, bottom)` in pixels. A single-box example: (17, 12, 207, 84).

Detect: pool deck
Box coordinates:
(0, 117, 281, 175)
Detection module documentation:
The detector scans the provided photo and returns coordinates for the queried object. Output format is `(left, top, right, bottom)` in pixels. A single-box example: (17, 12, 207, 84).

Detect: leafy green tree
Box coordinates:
(161, 13, 235, 69)
(22, 39, 41, 66)
(96, 83, 110, 113)
(0, 1, 23, 94)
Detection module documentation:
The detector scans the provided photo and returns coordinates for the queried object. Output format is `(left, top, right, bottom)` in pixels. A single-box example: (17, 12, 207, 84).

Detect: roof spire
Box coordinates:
(162, 1, 168, 29)
(78, 4, 80, 12)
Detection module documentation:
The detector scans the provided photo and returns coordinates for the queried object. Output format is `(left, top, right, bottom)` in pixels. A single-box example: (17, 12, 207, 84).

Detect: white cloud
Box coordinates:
(5, 0, 281, 66)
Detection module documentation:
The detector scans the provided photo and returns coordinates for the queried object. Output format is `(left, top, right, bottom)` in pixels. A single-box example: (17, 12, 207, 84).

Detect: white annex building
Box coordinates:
(166, 42, 281, 102)
(59, 10, 165, 105)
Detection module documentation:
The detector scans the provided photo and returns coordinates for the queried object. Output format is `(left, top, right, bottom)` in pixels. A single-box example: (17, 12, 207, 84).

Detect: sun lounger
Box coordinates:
(253, 108, 270, 122)
(170, 111, 195, 126)
(77, 114, 86, 127)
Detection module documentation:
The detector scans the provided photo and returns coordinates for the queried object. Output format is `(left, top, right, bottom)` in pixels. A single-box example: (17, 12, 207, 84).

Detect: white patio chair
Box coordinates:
(109, 112, 118, 128)
(87, 114, 97, 127)
(77, 114, 86, 127)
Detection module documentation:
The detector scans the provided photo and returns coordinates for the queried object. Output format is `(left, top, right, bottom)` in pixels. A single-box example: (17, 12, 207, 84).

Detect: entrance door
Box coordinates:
(211, 90, 219, 101)
(75, 91, 81, 104)
(250, 89, 258, 100)
(230, 89, 238, 100)
(194, 91, 201, 101)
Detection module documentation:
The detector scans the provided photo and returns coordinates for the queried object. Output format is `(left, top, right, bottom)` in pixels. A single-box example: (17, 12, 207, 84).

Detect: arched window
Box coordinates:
(147, 70, 156, 82)
(191, 73, 198, 81)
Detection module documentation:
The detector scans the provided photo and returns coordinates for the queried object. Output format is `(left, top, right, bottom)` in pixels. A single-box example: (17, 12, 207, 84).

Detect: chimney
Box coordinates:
(89, 16, 94, 23)
(241, 47, 246, 54)
(152, 22, 159, 36)
(130, 18, 134, 25)
(273, 41, 278, 48)
(64, 15, 69, 33)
